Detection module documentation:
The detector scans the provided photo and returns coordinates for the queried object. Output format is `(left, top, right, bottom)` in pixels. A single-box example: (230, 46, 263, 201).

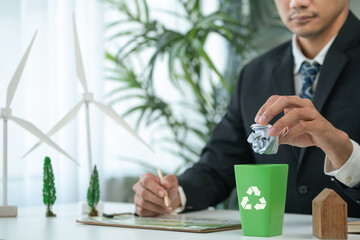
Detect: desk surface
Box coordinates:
(0, 202, 359, 240)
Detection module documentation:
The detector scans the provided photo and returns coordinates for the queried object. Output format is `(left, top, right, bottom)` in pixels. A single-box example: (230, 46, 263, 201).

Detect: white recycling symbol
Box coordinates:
(241, 186, 267, 211)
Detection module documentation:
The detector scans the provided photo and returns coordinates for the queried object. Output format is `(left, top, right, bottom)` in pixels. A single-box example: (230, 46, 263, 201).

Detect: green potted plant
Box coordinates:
(104, 0, 288, 174)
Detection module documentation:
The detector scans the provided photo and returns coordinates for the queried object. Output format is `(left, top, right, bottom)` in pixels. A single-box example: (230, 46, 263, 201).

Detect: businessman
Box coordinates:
(132, 0, 360, 217)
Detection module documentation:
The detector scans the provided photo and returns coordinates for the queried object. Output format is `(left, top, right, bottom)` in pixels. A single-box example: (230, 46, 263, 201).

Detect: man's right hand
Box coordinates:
(132, 172, 181, 216)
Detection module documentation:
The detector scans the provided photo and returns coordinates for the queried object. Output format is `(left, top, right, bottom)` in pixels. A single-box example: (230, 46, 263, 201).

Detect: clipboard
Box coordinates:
(76, 212, 242, 233)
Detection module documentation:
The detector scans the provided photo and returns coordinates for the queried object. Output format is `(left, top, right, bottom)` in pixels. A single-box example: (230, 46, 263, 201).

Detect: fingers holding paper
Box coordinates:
(133, 173, 180, 216)
(255, 95, 352, 169)
(255, 95, 337, 147)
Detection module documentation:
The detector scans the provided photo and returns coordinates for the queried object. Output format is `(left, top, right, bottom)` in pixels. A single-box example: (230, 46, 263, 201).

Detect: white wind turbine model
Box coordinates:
(0, 32, 79, 217)
(23, 15, 153, 178)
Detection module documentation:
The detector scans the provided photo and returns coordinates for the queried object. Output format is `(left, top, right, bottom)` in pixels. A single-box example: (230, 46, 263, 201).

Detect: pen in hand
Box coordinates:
(157, 168, 170, 208)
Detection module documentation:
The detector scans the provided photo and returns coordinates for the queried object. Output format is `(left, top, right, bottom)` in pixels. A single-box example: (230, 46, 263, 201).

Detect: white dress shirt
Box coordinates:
(174, 35, 360, 214)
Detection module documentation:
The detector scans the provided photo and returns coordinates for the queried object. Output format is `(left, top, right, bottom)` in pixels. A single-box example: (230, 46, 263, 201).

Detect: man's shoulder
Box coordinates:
(245, 40, 291, 70)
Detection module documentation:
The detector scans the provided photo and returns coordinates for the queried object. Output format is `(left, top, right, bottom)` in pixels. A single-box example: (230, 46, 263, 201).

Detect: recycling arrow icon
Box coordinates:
(241, 186, 267, 211)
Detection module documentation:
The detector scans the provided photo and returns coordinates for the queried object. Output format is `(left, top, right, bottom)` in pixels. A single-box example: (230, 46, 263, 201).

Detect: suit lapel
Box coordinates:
(312, 50, 348, 113)
(271, 45, 295, 96)
(313, 11, 359, 113)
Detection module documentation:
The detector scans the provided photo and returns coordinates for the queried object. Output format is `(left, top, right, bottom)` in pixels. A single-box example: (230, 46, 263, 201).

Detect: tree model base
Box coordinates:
(46, 209, 56, 217)
(89, 207, 99, 217)
(80, 201, 104, 214)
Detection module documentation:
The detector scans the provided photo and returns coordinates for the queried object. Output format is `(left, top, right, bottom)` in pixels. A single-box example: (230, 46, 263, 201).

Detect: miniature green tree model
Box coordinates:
(43, 156, 56, 217)
(87, 165, 100, 216)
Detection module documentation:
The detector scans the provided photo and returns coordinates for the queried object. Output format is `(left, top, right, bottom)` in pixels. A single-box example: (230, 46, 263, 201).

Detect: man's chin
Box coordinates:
(292, 28, 323, 39)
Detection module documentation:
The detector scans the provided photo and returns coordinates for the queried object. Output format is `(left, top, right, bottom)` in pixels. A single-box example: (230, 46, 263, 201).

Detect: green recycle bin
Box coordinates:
(234, 164, 288, 237)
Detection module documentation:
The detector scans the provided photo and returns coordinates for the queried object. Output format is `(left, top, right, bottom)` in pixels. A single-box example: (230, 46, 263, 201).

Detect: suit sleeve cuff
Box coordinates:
(170, 185, 187, 215)
(324, 139, 360, 187)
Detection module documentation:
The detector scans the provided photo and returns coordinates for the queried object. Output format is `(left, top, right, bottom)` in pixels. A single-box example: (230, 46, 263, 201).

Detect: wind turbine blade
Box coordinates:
(10, 116, 79, 166)
(72, 13, 88, 93)
(6, 31, 37, 109)
(22, 100, 84, 159)
(92, 100, 154, 152)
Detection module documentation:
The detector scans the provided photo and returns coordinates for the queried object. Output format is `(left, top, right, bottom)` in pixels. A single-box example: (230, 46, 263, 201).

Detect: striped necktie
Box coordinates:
(299, 61, 321, 100)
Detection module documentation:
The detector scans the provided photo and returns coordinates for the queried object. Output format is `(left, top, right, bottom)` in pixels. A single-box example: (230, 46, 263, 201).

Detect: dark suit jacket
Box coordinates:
(178, 11, 360, 217)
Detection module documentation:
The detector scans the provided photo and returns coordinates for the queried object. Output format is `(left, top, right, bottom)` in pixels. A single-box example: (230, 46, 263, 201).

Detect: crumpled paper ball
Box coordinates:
(247, 124, 279, 154)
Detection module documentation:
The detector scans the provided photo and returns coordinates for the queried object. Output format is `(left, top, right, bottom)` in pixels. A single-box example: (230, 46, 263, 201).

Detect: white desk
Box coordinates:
(0, 202, 359, 240)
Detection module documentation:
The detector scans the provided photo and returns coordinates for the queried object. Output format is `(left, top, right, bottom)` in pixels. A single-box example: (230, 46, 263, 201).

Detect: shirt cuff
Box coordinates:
(170, 185, 187, 215)
(324, 139, 360, 187)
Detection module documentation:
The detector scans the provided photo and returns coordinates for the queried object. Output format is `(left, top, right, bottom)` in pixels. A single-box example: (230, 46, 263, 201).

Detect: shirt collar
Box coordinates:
(292, 34, 337, 74)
